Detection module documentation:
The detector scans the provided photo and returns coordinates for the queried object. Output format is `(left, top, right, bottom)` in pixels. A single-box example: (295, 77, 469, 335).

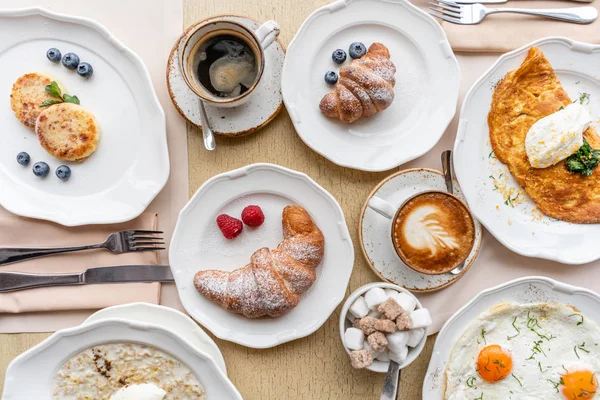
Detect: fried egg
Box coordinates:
(444, 302, 600, 399)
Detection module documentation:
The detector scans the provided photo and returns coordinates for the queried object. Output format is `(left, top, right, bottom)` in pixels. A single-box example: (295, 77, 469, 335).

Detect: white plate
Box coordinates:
(2, 318, 241, 399)
(83, 302, 227, 374)
(423, 276, 600, 399)
(169, 163, 354, 348)
(359, 168, 482, 292)
(454, 37, 600, 264)
(0, 8, 169, 226)
(281, 0, 460, 172)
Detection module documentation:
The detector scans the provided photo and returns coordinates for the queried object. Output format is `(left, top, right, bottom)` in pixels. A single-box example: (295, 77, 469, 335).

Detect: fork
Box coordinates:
(0, 230, 165, 265)
(429, 0, 598, 24)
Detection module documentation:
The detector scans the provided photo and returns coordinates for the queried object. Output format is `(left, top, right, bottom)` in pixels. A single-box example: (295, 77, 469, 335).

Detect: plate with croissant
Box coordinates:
(169, 163, 354, 348)
(281, 0, 459, 172)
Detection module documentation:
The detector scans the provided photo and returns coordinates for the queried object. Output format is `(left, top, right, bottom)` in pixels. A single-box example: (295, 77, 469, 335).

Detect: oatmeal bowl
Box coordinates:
(2, 318, 242, 399)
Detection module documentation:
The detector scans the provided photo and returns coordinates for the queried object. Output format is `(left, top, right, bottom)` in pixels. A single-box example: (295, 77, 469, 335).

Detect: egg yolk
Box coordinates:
(476, 344, 513, 383)
(561, 369, 597, 400)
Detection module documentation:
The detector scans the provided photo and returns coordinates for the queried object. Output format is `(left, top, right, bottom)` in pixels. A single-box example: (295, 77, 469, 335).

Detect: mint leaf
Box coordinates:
(45, 81, 63, 100)
(63, 94, 80, 105)
(40, 99, 64, 107)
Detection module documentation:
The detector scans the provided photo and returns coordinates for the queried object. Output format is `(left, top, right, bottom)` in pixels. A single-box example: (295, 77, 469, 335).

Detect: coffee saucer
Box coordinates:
(167, 15, 285, 137)
(359, 168, 483, 292)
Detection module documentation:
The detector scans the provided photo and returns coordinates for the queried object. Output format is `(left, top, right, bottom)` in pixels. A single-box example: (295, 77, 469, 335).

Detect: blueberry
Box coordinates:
(62, 53, 80, 70)
(77, 62, 93, 78)
(16, 152, 30, 166)
(324, 71, 338, 85)
(46, 48, 61, 63)
(349, 42, 367, 59)
(332, 49, 347, 64)
(55, 165, 71, 181)
(32, 162, 50, 178)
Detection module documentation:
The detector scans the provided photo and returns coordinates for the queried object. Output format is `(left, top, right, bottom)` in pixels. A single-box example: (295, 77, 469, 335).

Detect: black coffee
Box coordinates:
(196, 34, 257, 98)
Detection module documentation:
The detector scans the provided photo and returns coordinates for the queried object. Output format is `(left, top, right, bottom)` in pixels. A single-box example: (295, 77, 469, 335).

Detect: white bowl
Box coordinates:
(3, 318, 242, 399)
(339, 282, 427, 373)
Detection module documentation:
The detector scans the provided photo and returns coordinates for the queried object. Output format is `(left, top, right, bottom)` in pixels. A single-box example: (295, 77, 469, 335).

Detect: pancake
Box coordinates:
(35, 103, 100, 162)
(10, 73, 66, 129)
(488, 47, 600, 223)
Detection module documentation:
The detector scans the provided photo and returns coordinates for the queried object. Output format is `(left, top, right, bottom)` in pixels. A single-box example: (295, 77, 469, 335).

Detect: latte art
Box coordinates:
(403, 205, 459, 256)
(392, 192, 475, 275)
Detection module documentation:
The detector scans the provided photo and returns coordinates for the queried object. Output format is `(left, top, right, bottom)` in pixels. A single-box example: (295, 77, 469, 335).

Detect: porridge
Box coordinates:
(52, 343, 206, 399)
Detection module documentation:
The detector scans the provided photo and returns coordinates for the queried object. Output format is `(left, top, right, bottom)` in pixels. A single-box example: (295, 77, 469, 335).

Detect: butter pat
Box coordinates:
(110, 383, 166, 400)
(526, 103, 593, 168)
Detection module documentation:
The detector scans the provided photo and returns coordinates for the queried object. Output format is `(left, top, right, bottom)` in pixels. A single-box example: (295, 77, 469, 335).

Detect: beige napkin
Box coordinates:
(0, 212, 161, 313)
(412, 0, 600, 52)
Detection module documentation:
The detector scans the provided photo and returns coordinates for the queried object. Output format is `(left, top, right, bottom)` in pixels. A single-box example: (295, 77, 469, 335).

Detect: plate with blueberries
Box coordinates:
(0, 8, 169, 226)
(281, 0, 460, 171)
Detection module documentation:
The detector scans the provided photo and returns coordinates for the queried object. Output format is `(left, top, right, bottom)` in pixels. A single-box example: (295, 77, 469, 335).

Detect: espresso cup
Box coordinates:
(179, 18, 280, 108)
(368, 190, 476, 275)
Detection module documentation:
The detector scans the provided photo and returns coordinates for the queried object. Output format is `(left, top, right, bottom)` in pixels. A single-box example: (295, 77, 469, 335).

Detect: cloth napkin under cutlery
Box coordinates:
(413, 0, 600, 52)
(0, 212, 161, 313)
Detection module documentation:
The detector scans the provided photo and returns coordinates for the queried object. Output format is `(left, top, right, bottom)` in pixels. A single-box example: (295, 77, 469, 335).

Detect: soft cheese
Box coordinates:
(525, 103, 593, 168)
(110, 383, 167, 400)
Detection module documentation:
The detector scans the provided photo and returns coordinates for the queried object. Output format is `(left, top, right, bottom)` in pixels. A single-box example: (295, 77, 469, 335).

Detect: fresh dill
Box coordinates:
(511, 374, 523, 387)
(480, 328, 487, 345)
(568, 313, 584, 326)
(578, 92, 591, 105)
(504, 193, 519, 207)
(507, 316, 520, 340)
(574, 342, 590, 359)
(466, 376, 477, 388)
(547, 377, 564, 393)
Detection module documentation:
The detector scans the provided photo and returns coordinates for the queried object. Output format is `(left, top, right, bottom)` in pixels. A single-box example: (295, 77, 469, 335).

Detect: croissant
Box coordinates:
(194, 205, 325, 318)
(320, 42, 396, 123)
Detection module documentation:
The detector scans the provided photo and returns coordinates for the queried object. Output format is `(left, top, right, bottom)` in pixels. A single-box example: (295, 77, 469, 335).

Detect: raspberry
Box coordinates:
(241, 205, 265, 227)
(216, 214, 243, 239)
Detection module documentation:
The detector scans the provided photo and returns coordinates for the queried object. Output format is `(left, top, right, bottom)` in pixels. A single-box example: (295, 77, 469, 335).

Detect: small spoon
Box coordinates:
(441, 150, 465, 276)
(198, 100, 216, 151)
(380, 360, 401, 400)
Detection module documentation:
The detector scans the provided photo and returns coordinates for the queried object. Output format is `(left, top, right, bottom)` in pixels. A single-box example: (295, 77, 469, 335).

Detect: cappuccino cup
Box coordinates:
(368, 190, 476, 275)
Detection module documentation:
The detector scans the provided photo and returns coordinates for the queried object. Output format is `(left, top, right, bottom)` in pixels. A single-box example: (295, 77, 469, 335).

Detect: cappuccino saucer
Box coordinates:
(359, 168, 483, 292)
(167, 15, 285, 137)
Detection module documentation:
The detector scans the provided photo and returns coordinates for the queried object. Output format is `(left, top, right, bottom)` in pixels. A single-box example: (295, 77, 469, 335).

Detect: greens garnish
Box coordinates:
(41, 81, 80, 107)
(507, 316, 520, 340)
(568, 313, 584, 326)
(566, 139, 600, 176)
(578, 92, 591, 105)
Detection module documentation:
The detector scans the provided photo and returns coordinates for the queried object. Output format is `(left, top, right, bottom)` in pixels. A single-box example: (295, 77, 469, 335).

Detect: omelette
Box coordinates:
(488, 47, 600, 223)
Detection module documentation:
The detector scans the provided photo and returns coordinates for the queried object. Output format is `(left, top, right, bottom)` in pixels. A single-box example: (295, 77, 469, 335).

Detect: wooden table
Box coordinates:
(0, 0, 439, 398)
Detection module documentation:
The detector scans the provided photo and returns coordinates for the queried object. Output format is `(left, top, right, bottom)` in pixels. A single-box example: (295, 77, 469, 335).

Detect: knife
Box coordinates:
(455, 0, 593, 3)
(0, 265, 174, 292)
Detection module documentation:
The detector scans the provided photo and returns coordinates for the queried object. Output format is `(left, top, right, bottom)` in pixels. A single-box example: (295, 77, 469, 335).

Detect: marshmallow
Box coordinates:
(410, 309, 432, 329)
(367, 310, 383, 319)
(349, 297, 370, 318)
(363, 340, 380, 357)
(386, 331, 409, 353)
(394, 293, 417, 313)
(344, 327, 365, 350)
(407, 328, 426, 348)
(384, 289, 398, 299)
(376, 350, 391, 362)
(364, 287, 387, 310)
(389, 346, 409, 364)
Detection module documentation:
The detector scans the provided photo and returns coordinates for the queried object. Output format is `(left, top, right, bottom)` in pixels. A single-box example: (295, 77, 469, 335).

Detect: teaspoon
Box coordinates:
(441, 150, 465, 276)
(380, 360, 401, 400)
(198, 100, 216, 151)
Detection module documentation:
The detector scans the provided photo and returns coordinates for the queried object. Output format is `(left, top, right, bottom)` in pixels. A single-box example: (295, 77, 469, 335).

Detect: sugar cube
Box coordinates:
(367, 310, 383, 319)
(394, 293, 417, 313)
(363, 340, 380, 357)
(346, 312, 356, 323)
(378, 298, 404, 320)
(386, 331, 409, 353)
(368, 331, 388, 352)
(384, 289, 398, 299)
(389, 346, 409, 364)
(364, 287, 387, 310)
(349, 349, 373, 369)
(349, 296, 370, 318)
(410, 309, 432, 329)
(344, 327, 365, 350)
(407, 328, 426, 347)
(376, 350, 390, 362)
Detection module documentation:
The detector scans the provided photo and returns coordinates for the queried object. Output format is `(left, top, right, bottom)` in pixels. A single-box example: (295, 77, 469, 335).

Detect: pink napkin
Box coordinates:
(412, 0, 600, 52)
(0, 212, 161, 313)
